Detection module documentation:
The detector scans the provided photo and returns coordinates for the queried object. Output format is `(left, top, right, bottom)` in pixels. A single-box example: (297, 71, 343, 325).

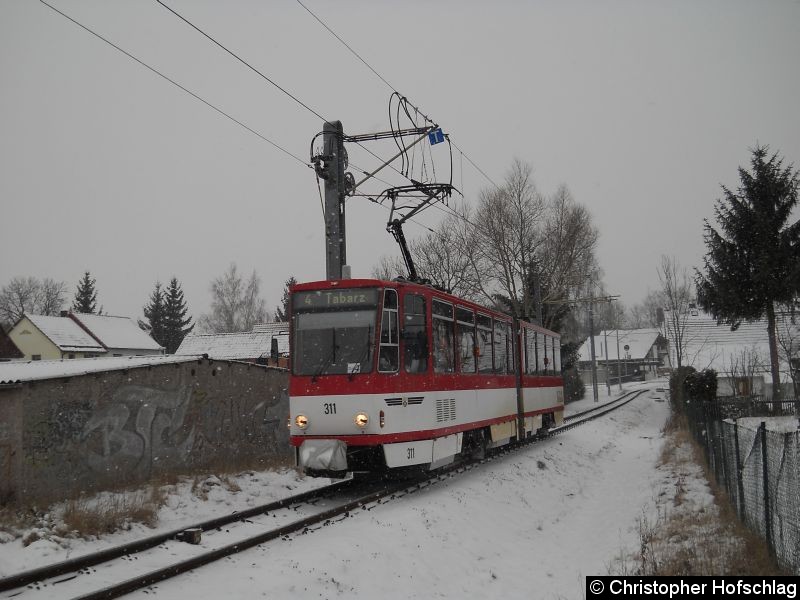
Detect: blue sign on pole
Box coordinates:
(428, 128, 445, 145)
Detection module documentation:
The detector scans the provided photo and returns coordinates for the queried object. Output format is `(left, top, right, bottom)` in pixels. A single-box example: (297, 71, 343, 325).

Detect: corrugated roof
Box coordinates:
(25, 314, 106, 353)
(0, 355, 200, 385)
(71, 313, 163, 351)
(176, 329, 289, 360)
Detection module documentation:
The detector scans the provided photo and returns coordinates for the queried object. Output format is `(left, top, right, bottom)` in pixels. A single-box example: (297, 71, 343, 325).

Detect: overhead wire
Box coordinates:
(37, 0, 311, 170)
(157, 0, 418, 191)
(156, 0, 329, 123)
(294, 0, 502, 209)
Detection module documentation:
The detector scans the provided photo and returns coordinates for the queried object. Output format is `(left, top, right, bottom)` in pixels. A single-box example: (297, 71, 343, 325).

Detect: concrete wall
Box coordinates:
(0, 358, 290, 504)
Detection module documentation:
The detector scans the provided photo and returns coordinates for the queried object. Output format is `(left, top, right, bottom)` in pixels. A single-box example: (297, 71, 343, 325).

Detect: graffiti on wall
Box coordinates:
(82, 384, 196, 476)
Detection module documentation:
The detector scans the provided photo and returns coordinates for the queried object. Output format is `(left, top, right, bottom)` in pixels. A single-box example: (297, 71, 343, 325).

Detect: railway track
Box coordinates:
(0, 389, 647, 600)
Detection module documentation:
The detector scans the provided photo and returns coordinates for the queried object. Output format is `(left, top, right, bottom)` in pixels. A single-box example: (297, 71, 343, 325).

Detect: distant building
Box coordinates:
(577, 328, 670, 385)
(7, 314, 106, 360)
(664, 307, 798, 397)
(176, 322, 289, 367)
(6, 312, 163, 361)
(68, 313, 164, 356)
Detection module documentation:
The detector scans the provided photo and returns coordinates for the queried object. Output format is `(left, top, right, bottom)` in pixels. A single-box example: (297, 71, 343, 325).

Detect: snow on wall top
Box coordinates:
(176, 328, 289, 360)
(25, 314, 106, 353)
(71, 313, 163, 351)
(0, 355, 200, 385)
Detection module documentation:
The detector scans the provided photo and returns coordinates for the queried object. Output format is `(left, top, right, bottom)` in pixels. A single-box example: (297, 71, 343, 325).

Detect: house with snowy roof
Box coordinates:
(176, 322, 289, 367)
(68, 312, 164, 356)
(7, 314, 107, 360)
(665, 307, 798, 397)
(5, 312, 163, 361)
(577, 328, 670, 385)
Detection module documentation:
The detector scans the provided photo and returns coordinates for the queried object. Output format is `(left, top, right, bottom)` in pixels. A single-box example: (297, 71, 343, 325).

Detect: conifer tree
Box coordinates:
(72, 271, 99, 314)
(696, 145, 800, 398)
(163, 277, 194, 353)
(274, 276, 296, 322)
(143, 282, 166, 348)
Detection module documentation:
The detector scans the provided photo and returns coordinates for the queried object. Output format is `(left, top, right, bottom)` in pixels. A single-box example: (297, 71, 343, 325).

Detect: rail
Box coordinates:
(0, 389, 647, 600)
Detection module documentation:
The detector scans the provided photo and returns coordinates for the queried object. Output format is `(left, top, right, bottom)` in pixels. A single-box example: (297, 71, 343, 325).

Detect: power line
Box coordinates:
(452, 141, 502, 191)
(293, 1, 502, 194)
(156, 0, 417, 191)
(294, 0, 397, 94)
(38, 0, 311, 169)
(156, 0, 329, 123)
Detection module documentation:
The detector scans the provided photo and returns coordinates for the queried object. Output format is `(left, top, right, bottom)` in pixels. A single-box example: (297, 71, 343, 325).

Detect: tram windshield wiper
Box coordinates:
(311, 329, 337, 382)
(348, 326, 373, 381)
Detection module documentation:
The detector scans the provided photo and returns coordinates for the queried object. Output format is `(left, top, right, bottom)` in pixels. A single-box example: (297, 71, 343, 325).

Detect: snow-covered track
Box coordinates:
(0, 390, 645, 600)
(554, 390, 646, 433)
(0, 479, 359, 598)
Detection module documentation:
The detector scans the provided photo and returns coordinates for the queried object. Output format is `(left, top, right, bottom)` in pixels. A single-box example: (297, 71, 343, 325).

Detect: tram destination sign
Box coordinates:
(293, 288, 379, 310)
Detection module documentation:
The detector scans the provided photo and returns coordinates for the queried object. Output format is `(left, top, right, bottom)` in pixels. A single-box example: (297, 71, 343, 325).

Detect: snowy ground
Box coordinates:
(1, 379, 697, 599)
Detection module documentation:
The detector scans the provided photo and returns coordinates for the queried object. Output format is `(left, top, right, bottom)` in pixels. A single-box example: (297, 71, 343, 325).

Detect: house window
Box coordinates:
(32, 354, 41, 361)
(68, 354, 75, 359)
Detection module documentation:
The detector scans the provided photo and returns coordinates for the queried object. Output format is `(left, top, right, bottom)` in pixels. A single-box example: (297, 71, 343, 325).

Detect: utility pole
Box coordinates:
(588, 301, 599, 403)
(321, 121, 347, 280)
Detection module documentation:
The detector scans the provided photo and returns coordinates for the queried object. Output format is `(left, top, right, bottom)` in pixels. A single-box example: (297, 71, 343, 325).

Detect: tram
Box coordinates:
(288, 278, 564, 476)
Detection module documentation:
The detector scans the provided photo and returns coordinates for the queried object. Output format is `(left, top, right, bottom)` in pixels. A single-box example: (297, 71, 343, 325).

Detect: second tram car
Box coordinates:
(288, 278, 564, 476)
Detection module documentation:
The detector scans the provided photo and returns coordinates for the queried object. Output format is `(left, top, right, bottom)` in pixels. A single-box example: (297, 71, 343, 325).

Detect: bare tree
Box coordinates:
(406, 204, 483, 300)
(776, 305, 800, 396)
(538, 185, 600, 330)
(627, 289, 666, 329)
(198, 263, 269, 333)
(0, 276, 67, 325)
(658, 256, 694, 369)
(371, 255, 405, 281)
(471, 159, 546, 318)
(724, 346, 766, 397)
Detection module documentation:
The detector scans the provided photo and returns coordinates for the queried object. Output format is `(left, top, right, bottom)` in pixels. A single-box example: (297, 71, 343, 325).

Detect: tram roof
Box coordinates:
(290, 279, 559, 337)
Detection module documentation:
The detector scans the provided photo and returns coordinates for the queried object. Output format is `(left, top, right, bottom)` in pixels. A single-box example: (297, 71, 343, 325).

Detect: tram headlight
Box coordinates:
(295, 414, 309, 430)
(354, 412, 369, 428)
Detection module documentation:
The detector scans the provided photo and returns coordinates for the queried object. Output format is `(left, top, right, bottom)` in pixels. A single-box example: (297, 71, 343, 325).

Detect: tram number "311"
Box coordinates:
(324, 403, 337, 415)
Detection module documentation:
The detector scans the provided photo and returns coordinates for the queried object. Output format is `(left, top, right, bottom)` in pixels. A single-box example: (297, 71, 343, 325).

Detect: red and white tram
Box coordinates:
(288, 278, 564, 476)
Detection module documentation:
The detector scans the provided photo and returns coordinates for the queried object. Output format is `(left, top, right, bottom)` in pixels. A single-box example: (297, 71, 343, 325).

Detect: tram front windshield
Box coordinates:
(292, 292, 377, 376)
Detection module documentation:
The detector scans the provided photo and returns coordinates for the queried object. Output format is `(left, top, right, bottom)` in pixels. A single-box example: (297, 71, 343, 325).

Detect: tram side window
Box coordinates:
(535, 332, 545, 373)
(456, 307, 476, 374)
(494, 320, 507, 374)
(379, 289, 399, 372)
(553, 338, 561, 372)
(403, 294, 428, 373)
(542, 334, 551, 374)
(432, 300, 455, 373)
(476, 314, 493, 373)
(526, 329, 537, 374)
(506, 322, 514, 374)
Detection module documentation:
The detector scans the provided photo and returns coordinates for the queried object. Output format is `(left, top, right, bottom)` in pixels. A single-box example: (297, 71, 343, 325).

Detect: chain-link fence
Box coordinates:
(686, 397, 800, 574)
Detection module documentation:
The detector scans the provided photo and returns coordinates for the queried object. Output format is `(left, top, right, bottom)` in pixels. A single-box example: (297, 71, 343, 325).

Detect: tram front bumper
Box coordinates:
(298, 439, 348, 472)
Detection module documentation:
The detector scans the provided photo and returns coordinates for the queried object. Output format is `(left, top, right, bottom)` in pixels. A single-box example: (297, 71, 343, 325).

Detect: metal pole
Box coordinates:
(604, 328, 610, 396)
(588, 302, 598, 402)
(760, 421, 774, 555)
(615, 327, 622, 392)
(323, 121, 346, 280)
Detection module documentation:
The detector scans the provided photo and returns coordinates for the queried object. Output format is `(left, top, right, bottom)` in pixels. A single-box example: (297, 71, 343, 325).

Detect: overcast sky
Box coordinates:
(2, 0, 799, 324)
